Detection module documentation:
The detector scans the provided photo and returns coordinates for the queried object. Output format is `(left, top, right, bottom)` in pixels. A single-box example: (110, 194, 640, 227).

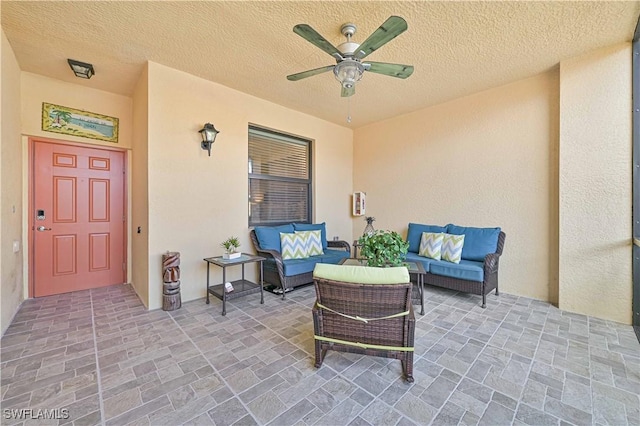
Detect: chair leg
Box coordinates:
(402, 355, 414, 383)
(314, 342, 326, 368)
(482, 292, 486, 309)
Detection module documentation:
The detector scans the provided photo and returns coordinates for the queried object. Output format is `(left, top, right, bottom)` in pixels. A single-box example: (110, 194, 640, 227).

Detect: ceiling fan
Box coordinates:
(287, 16, 414, 97)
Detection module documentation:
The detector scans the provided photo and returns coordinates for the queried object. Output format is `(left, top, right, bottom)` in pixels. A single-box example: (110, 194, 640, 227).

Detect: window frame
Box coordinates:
(248, 125, 313, 227)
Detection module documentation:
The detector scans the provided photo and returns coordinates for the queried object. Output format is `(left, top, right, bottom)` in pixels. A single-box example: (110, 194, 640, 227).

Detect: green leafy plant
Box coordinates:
(357, 230, 409, 267)
(221, 236, 241, 253)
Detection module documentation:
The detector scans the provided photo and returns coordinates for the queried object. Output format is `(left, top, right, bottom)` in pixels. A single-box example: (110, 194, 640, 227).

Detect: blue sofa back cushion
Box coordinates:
(254, 224, 295, 251)
(407, 223, 447, 253)
(446, 224, 501, 261)
(293, 222, 328, 250)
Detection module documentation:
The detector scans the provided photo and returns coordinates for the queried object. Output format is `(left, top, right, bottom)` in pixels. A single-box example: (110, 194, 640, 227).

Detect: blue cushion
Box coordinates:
(320, 249, 350, 264)
(293, 223, 328, 249)
(254, 224, 294, 251)
(405, 252, 438, 272)
(446, 225, 501, 261)
(429, 260, 484, 282)
(406, 223, 447, 253)
(282, 256, 324, 276)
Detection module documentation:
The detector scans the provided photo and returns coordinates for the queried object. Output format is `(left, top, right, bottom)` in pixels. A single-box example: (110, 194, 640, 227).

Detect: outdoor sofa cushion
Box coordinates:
(254, 224, 295, 251)
(407, 223, 447, 253)
(446, 224, 501, 261)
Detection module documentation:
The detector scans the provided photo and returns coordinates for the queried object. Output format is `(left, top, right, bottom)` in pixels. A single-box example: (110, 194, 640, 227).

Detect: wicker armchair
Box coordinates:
(249, 229, 350, 298)
(312, 264, 415, 382)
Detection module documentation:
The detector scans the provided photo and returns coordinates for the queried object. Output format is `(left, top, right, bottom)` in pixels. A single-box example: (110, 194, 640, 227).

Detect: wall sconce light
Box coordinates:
(199, 123, 220, 156)
(67, 59, 94, 79)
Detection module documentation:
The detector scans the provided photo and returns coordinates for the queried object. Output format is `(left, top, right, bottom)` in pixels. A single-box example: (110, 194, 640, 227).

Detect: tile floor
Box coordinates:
(1, 283, 639, 426)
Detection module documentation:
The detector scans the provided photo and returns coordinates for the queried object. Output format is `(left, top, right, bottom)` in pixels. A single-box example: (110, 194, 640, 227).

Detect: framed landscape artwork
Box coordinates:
(41, 102, 119, 143)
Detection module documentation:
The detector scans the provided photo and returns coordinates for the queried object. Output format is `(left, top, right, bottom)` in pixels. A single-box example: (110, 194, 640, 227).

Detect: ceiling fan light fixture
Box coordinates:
(334, 60, 364, 89)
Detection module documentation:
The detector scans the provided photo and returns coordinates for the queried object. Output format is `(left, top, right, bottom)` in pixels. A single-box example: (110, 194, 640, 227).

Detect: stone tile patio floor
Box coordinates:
(1, 283, 639, 426)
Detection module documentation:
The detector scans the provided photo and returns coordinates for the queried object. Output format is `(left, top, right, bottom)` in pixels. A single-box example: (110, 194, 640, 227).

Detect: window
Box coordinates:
(248, 126, 312, 226)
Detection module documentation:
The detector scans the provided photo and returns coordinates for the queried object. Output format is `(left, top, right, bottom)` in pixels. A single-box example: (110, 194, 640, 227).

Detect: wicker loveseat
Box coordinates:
(405, 223, 506, 308)
(312, 263, 415, 382)
(249, 223, 350, 297)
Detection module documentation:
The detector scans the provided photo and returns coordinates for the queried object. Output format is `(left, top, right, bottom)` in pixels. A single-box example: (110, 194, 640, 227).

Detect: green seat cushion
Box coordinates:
(314, 263, 410, 284)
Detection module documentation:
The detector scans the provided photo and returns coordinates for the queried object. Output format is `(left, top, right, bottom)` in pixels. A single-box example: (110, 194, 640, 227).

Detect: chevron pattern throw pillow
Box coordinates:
(419, 232, 444, 260)
(295, 230, 324, 256)
(441, 233, 465, 264)
(280, 232, 309, 260)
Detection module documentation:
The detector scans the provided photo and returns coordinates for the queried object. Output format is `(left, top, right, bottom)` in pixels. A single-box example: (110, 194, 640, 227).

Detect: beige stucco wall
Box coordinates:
(353, 71, 560, 303)
(19, 73, 135, 298)
(1, 29, 24, 335)
(144, 62, 353, 310)
(21, 72, 133, 149)
(558, 43, 632, 324)
(131, 63, 150, 306)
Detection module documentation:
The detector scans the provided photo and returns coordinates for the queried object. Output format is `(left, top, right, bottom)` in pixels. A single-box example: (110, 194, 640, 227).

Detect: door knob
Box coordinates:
(36, 226, 51, 231)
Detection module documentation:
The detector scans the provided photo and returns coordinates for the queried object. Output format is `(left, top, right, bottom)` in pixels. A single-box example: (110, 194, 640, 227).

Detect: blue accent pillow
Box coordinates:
(406, 223, 447, 253)
(446, 224, 501, 261)
(293, 222, 327, 250)
(254, 224, 294, 251)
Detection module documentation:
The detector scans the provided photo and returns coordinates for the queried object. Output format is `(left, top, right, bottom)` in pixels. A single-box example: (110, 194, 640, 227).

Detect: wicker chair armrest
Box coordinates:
(484, 253, 501, 274)
(255, 246, 282, 262)
(258, 247, 286, 278)
(328, 240, 351, 252)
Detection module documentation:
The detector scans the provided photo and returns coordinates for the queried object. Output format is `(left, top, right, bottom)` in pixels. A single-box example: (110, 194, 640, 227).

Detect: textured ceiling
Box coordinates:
(2, 1, 639, 128)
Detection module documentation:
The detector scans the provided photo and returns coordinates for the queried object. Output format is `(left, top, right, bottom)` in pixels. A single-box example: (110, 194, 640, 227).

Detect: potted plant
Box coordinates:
(357, 230, 409, 267)
(221, 236, 241, 260)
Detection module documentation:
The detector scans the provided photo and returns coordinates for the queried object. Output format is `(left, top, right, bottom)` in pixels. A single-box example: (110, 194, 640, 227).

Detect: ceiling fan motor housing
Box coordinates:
(339, 23, 359, 56)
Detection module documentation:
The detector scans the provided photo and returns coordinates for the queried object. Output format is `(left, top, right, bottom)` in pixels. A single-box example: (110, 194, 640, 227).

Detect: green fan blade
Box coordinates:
(365, 61, 414, 79)
(293, 24, 342, 58)
(287, 65, 334, 81)
(341, 85, 355, 97)
(355, 16, 408, 60)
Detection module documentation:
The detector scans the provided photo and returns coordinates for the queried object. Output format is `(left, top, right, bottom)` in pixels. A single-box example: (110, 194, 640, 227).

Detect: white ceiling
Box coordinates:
(2, 1, 639, 128)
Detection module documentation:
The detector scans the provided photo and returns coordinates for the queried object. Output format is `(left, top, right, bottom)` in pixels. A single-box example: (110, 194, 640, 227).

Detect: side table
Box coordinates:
(203, 253, 265, 315)
(352, 241, 361, 258)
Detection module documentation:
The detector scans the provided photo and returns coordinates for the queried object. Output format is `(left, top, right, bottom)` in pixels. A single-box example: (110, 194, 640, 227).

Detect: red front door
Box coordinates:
(33, 141, 125, 297)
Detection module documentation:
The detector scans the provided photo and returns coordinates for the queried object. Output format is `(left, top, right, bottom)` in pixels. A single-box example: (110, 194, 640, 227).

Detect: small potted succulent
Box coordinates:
(357, 229, 409, 267)
(221, 236, 241, 260)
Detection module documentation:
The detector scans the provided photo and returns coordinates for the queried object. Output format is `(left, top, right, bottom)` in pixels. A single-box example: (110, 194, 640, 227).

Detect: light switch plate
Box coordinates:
(12, 240, 20, 253)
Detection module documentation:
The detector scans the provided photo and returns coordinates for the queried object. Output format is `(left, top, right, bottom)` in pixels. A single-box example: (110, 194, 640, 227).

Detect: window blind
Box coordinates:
(248, 126, 311, 226)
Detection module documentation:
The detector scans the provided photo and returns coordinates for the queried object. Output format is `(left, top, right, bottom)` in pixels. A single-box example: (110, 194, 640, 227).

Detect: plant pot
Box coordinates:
(223, 252, 242, 260)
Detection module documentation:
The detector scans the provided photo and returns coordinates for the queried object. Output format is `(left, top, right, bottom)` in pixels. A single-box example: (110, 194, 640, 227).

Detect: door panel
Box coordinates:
(34, 141, 125, 297)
